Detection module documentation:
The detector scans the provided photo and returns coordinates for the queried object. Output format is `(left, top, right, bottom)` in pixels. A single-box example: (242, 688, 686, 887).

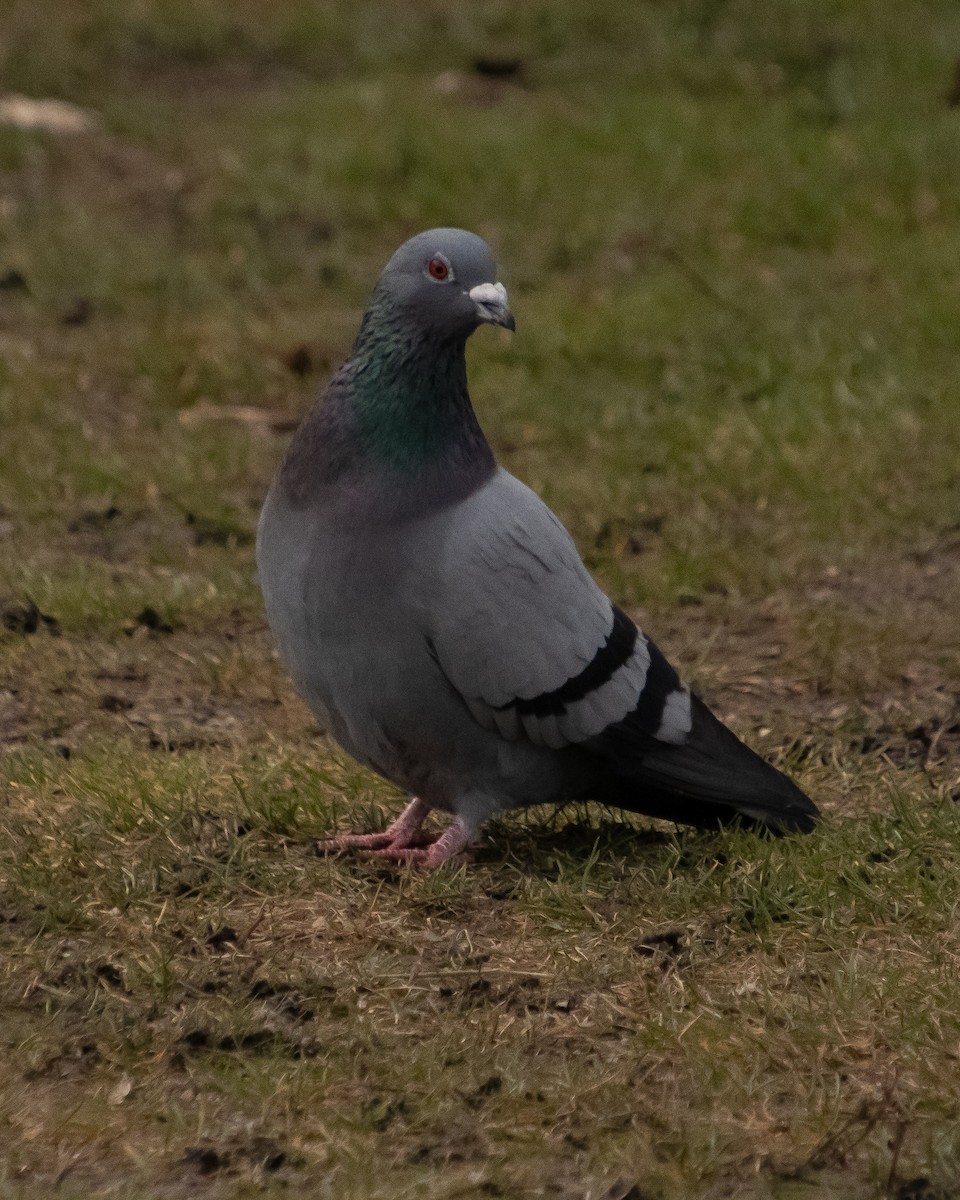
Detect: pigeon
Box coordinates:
(256, 228, 818, 867)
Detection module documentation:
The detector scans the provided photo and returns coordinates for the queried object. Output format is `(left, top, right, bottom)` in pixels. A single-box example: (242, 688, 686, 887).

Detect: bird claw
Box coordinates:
(360, 844, 474, 869)
(316, 796, 435, 857)
(316, 831, 395, 855)
(316, 830, 438, 856)
(316, 801, 476, 869)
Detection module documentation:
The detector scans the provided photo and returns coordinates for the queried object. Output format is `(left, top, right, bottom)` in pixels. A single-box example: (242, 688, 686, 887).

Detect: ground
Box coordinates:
(2, 2, 960, 1197)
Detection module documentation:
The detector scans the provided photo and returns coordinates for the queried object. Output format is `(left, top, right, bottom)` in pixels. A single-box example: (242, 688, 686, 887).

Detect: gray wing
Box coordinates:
(429, 471, 692, 751)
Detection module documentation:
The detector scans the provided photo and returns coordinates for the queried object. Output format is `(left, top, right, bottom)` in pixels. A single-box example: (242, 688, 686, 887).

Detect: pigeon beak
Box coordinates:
(468, 282, 516, 332)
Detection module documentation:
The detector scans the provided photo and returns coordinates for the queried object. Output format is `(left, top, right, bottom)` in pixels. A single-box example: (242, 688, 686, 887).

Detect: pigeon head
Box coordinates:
(278, 229, 507, 503)
(371, 228, 515, 340)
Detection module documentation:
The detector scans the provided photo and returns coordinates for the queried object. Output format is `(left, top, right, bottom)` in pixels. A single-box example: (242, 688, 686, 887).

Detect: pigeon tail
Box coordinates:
(594, 694, 818, 834)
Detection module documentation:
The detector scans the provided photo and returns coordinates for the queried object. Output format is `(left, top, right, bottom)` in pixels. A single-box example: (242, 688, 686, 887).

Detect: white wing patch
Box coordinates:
(655, 686, 693, 745)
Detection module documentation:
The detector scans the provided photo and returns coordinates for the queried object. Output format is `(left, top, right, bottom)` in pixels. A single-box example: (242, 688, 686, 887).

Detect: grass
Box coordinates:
(2, 1, 960, 1196)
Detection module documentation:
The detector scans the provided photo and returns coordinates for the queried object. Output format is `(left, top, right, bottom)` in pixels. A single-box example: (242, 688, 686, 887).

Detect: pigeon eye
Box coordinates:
(427, 255, 451, 282)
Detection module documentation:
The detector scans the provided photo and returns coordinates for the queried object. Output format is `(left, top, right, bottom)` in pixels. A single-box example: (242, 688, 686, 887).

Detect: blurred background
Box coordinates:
(2, 0, 959, 627)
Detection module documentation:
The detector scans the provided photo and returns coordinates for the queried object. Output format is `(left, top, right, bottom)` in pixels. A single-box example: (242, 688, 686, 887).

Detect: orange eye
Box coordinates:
(427, 255, 450, 281)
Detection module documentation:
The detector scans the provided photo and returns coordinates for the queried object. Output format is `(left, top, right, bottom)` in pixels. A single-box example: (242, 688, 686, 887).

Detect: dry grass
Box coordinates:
(3, 580, 959, 1197)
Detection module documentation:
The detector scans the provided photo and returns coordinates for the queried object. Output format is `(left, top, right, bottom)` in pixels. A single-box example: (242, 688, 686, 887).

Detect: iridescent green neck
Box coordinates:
(349, 301, 484, 473)
(276, 295, 496, 512)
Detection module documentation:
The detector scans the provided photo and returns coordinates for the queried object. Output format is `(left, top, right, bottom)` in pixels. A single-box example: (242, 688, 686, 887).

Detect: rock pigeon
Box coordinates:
(256, 228, 818, 867)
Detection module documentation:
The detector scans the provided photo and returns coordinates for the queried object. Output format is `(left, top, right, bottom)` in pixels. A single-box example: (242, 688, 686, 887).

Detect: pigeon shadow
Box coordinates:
(475, 803, 696, 879)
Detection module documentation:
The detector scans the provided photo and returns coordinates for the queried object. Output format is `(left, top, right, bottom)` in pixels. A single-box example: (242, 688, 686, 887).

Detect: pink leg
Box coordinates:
(363, 815, 476, 869)
(316, 796, 432, 856)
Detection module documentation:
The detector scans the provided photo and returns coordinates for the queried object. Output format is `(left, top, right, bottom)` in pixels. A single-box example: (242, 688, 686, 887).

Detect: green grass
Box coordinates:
(2, 1, 960, 1196)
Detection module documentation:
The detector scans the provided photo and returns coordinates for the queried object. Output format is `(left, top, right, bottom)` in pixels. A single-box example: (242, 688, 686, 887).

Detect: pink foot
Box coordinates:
(316, 829, 394, 853)
(361, 816, 475, 869)
(317, 796, 432, 857)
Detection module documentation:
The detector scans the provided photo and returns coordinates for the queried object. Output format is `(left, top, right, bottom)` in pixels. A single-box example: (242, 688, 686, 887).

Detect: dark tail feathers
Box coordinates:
(592, 693, 818, 834)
